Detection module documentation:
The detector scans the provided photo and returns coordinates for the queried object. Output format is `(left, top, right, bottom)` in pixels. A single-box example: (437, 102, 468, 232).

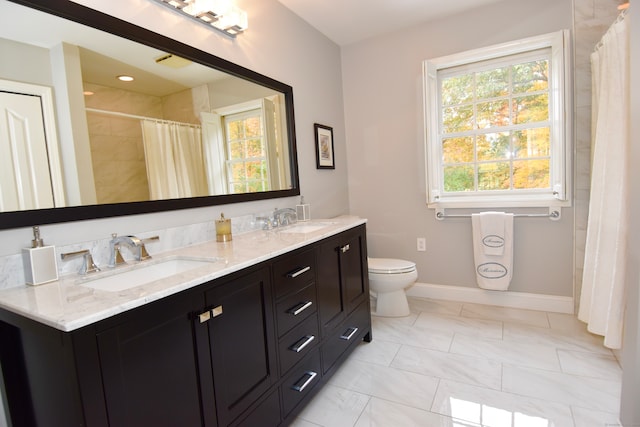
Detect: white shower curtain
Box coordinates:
(141, 119, 209, 200)
(578, 11, 629, 349)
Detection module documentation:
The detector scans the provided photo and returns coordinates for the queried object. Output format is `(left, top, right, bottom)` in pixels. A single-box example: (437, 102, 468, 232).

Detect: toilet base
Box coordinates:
(372, 290, 411, 317)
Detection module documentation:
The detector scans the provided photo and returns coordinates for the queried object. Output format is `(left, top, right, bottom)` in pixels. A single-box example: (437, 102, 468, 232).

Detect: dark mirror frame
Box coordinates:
(2, 0, 300, 230)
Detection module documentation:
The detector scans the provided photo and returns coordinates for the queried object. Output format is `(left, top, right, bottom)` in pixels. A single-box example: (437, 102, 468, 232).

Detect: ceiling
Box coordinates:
(276, 0, 507, 46)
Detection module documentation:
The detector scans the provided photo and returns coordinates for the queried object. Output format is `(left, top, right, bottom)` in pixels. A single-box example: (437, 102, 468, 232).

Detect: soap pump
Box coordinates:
(23, 226, 59, 285)
(296, 196, 311, 222)
(215, 213, 232, 242)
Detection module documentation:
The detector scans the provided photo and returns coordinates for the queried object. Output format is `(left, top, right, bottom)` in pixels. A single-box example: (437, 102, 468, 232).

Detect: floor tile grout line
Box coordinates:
(350, 394, 372, 427)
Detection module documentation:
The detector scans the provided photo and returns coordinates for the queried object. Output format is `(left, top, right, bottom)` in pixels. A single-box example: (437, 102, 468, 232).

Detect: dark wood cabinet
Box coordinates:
(0, 224, 371, 427)
(96, 291, 211, 427)
(204, 266, 277, 427)
(317, 226, 369, 336)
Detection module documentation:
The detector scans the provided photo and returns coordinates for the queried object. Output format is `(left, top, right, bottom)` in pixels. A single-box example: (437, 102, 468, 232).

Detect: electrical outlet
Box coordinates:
(417, 237, 426, 252)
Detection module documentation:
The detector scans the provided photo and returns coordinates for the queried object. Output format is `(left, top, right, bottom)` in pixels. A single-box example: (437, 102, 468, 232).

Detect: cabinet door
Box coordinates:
(316, 234, 344, 336)
(96, 290, 211, 427)
(317, 226, 369, 336)
(340, 229, 368, 314)
(205, 267, 278, 427)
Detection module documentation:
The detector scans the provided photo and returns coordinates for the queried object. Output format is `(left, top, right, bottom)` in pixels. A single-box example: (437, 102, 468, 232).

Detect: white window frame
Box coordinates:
(221, 106, 270, 194)
(423, 30, 572, 209)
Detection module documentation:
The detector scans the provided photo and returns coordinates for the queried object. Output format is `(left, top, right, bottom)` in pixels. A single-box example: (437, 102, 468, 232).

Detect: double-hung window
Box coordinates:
(223, 109, 270, 194)
(423, 30, 571, 208)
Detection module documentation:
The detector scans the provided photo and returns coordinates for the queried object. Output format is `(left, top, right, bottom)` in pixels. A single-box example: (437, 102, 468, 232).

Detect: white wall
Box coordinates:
(0, 0, 350, 256)
(342, 0, 574, 297)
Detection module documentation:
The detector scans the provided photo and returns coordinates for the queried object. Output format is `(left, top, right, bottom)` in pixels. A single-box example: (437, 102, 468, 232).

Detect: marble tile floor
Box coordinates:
(291, 297, 622, 427)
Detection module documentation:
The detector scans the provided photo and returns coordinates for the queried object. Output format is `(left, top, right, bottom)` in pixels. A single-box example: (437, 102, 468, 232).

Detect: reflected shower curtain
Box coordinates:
(578, 12, 629, 349)
(141, 119, 208, 199)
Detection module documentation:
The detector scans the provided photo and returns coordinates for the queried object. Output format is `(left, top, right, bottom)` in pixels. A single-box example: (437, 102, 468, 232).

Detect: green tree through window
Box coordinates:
(441, 58, 550, 193)
(224, 110, 270, 194)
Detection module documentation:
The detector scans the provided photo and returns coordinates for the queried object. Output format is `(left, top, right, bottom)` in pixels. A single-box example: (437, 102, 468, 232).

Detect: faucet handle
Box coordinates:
(61, 249, 101, 275)
(108, 233, 127, 268)
(138, 236, 159, 261)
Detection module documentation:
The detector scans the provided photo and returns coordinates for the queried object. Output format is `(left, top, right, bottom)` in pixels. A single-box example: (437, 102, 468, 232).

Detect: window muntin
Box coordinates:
(223, 109, 270, 194)
(424, 31, 571, 208)
(440, 52, 551, 195)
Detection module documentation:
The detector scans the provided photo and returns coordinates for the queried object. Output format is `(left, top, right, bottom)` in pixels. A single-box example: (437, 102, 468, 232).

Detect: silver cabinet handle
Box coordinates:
(198, 311, 211, 323)
(340, 244, 350, 253)
(288, 301, 313, 316)
(287, 266, 311, 278)
(290, 335, 315, 353)
(340, 327, 358, 340)
(291, 371, 317, 392)
(212, 305, 223, 317)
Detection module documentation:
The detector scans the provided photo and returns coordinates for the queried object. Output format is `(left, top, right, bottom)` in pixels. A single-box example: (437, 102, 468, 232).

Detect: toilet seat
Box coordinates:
(368, 258, 416, 274)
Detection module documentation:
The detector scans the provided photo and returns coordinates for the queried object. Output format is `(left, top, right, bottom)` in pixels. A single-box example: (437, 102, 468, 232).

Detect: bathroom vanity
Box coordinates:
(0, 218, 371, 427)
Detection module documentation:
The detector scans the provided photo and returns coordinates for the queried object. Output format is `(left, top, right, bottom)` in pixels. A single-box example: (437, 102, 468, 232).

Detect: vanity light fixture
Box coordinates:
(153, 0, 248, 38)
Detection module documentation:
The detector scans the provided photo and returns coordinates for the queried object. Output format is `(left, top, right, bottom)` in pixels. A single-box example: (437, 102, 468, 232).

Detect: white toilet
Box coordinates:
(368, 258, 417, 317)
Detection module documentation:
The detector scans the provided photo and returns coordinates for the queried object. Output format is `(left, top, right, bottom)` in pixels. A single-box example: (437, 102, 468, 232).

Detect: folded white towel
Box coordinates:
(471, 212, 514, 291)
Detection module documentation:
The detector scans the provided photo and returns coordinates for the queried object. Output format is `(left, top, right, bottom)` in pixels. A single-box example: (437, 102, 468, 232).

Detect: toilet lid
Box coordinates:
(368, 258, 416, 274)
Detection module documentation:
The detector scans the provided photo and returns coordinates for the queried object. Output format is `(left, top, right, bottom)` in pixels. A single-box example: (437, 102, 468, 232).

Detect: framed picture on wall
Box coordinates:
(314, 123, 335, 169)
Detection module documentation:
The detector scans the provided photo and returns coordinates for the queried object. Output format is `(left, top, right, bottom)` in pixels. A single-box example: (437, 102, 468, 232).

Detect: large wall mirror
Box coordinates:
(0, 0, 300, 230)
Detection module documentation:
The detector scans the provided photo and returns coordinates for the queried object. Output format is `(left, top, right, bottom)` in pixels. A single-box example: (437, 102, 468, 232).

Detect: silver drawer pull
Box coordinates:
(287, 266, 311, 278)
(340, 244, 350, 253)
(211, 305, 223, 318)
(291, 371, 317, 392)
(198, 311, 211, 323)
(288, 301, 313, 316)
(340, 327, 358, 341)
(290, 335, 315, 353)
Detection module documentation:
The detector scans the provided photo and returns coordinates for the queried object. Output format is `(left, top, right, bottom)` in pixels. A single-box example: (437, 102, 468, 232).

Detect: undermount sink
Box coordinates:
(81, 258, 217, 292)
(278, 221, 336, 234)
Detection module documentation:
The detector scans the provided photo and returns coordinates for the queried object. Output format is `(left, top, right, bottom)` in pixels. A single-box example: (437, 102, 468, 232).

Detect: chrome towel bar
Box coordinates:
(435, 208, 561, 221)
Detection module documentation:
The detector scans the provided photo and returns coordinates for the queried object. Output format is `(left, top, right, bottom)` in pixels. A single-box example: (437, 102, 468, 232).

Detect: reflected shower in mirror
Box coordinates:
(0, 0, 299, 229)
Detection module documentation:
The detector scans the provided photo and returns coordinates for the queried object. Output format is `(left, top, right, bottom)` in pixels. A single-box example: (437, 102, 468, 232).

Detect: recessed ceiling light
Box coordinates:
(117, 75, 135, 82)
(83, 91, 94, 96)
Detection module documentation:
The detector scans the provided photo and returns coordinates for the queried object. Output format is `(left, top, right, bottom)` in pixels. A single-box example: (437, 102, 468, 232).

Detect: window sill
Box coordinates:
(427, 194, 571, 210)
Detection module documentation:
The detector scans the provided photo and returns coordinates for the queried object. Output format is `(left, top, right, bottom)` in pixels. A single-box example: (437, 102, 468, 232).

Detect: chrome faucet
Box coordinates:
(61, 249, 100, 275)
(272, 208, 297, 227)
(109, 234, 159, 266)
(255, 216, 275, 230)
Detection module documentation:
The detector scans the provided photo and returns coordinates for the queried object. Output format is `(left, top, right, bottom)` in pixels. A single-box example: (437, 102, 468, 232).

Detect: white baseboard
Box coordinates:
(406, 282, 574, 314)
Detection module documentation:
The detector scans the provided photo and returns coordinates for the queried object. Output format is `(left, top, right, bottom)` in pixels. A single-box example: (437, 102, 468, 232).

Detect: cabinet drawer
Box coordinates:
(321, 301, 370, 374)
(279, 314, 319, 374)
(273, 249, 316, 298)
(281, 350, 321, 417)
(276, 283, 317, 336)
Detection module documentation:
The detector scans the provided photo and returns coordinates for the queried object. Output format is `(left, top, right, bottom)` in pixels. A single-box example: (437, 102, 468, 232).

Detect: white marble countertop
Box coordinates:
(0, 216, 366, 332)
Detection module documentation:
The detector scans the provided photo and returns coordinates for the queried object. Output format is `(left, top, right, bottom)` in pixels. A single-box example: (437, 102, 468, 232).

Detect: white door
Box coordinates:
(0, 91, 55, 211)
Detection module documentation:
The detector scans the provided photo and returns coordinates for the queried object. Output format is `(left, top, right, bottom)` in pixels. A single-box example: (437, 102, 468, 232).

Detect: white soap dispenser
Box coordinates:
(23, 226, 59, 286)
(296, 196, 311, 222)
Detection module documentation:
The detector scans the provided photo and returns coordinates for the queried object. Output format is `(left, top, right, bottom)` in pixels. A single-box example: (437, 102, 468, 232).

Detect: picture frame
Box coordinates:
(314, 123, 335, 169)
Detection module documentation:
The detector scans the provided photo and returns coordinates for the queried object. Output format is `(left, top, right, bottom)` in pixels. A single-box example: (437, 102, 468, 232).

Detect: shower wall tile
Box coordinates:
(162, 88, 199, 124)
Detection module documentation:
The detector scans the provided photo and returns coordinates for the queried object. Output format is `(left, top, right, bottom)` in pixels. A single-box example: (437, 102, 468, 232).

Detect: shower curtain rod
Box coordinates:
(594, 8, 628, 51)
(85, 107, 201, 128)
(435, 209, 561, 220)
